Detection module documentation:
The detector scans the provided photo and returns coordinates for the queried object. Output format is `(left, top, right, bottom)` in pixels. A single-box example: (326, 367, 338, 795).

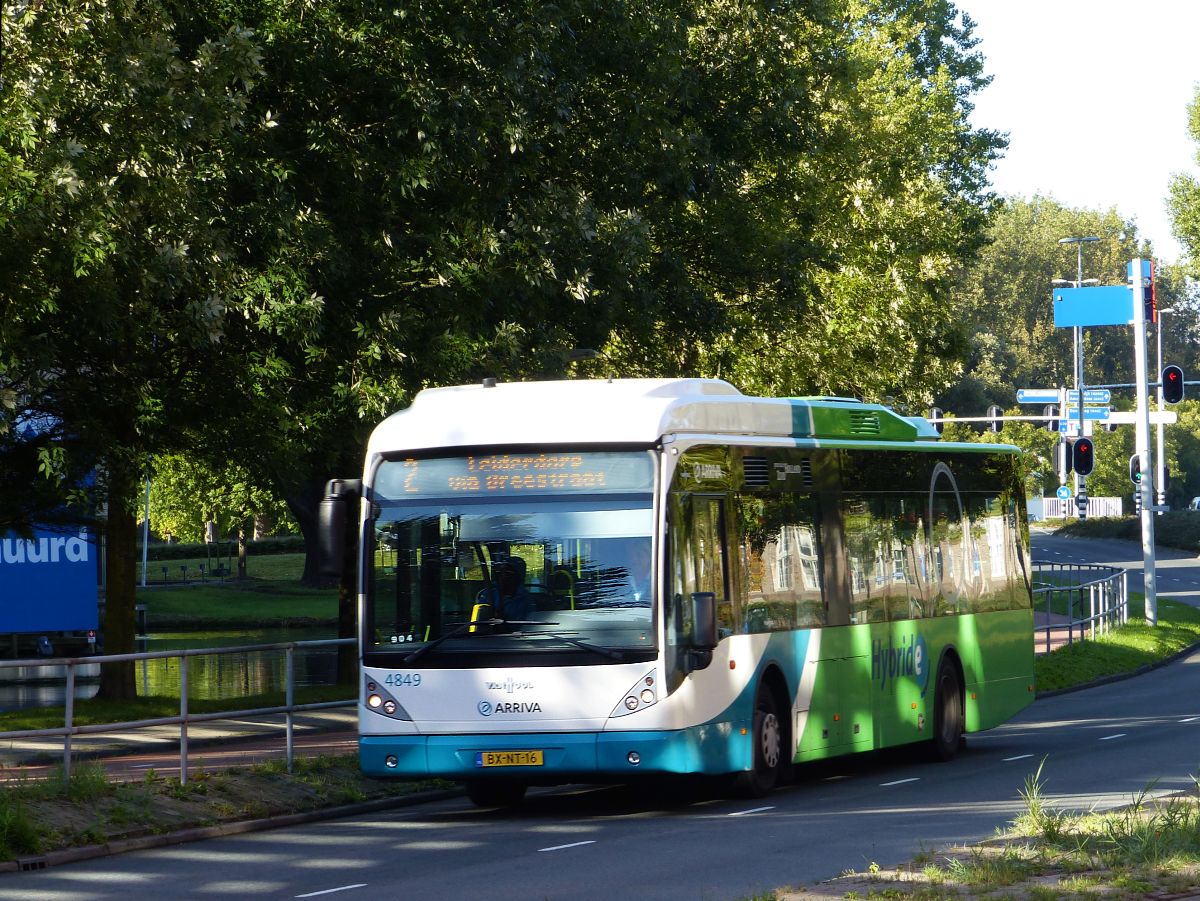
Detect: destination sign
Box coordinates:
(374, 452, 655, 499)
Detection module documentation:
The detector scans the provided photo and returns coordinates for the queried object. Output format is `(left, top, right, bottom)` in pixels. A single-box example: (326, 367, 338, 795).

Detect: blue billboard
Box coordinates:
(0, 527, 100, 632)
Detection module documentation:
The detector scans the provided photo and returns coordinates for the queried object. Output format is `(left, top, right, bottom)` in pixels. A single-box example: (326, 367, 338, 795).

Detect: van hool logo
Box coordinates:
(485, 678, 534, 693)
(478, 699, 542, 716)
(871, 633, 930, 696)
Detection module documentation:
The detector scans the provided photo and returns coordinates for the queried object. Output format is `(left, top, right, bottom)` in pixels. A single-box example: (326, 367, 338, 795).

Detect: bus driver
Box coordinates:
(478, 557, 536, 625)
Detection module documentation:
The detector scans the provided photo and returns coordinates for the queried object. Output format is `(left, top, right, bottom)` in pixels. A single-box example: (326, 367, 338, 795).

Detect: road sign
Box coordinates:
(1052, 285, 1135, 327)
(1056, 485, 1072, 500)
(1105, 411, 1178, 425)
(1062, 406, 1111, 420)
(1016, 388, 1059, 404)
(1066, 389, 1111, 404)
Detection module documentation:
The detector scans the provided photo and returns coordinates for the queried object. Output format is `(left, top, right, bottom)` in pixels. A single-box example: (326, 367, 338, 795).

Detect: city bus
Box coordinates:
(320, 378, 1035, 806)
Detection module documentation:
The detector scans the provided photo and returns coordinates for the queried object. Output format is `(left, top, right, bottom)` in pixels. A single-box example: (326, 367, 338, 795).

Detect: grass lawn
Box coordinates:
(1035, 593, 1200, 693)
(136, 553, 337, 626)
(139, 551, 307, 584)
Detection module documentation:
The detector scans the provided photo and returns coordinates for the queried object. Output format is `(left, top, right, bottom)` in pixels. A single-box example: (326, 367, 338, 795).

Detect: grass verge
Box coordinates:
(1035, 592, 1200, 694)
(0, 756, 448, 861)
(772, 761, 1200, 899)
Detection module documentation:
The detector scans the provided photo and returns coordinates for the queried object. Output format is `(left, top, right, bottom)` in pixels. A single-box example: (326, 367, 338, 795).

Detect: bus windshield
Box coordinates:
(366, 452, 657, 662)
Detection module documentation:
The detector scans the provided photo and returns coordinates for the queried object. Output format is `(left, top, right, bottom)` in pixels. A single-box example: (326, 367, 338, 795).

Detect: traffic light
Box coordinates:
(1071, 437, 1094, 476)
(987, 405, 1002, 433)
(1146, 260, 1157, 323)
(928, 407, 943, 435)
(1043, 404, 1058, 432)
(1129, 453, 1143, 485)
(1162, 364, 1185, 404)
(1129, 259, 1156, 323)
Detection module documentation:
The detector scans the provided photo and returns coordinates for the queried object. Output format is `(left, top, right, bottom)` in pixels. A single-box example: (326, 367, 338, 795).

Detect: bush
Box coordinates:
(1056, 511, 1200, 553)
(140, 535, 305, 561)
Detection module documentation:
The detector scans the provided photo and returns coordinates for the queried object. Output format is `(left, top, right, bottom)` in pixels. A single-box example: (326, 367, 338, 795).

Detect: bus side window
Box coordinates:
(667, 493, 731, 686)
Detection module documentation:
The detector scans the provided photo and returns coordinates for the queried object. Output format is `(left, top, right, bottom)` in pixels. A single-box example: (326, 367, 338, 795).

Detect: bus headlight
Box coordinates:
(609, 670, 660, 718)
(363, 678, 412, 720)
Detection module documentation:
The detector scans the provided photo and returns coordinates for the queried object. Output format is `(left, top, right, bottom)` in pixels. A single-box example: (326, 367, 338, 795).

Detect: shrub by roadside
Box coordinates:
(0, 755, 447, 861)
(1054, 511, 1200, 553)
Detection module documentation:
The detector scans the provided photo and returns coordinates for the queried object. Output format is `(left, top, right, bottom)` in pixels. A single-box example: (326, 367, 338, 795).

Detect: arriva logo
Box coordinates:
(1, 530, 90, 566)
(477, 700, 542, 716)
(871, 633, 930, 696)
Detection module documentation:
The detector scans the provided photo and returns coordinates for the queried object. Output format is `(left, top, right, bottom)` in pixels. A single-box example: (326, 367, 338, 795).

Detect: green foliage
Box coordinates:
(0, 794, 42, 859)
(141, 536, 305, 562)
(145, 455, 295, 544)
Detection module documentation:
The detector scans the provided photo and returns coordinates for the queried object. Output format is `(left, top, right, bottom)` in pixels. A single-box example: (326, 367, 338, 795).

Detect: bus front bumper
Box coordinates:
(360, 725, 751, 779)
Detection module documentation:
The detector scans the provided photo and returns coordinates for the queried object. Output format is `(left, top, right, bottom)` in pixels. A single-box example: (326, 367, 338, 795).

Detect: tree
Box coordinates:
(187, 0, 1009, 567)
(943, 196, 1163, 418)
(1, 3, 273, 696)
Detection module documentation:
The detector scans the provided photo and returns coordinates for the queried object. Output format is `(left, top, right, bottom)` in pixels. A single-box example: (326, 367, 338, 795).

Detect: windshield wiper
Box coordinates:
(523, 630, 625, 661)
(405, 621, 628, 664)
(403, 619, 500, 664)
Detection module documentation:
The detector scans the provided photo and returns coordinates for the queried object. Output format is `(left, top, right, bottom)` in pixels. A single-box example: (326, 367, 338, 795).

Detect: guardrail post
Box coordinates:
(1089, 583, 1096, 640)
(286, 645, 295, 774)
(64, 662, 75, 783)
(180, 655, 189, 785)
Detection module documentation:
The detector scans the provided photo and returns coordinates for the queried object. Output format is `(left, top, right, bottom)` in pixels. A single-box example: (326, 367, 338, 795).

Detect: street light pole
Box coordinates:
(1057, 235, 1100, 517)
(1155, 307, 1176, 511)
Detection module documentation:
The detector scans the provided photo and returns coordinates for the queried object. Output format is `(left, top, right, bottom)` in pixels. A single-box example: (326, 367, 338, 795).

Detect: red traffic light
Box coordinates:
(1072, 437, 1095, 476)
(1163, 364, 1185, 404)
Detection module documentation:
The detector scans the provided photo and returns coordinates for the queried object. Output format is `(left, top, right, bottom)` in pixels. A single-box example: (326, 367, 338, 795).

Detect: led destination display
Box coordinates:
(376, 451, 654, 499)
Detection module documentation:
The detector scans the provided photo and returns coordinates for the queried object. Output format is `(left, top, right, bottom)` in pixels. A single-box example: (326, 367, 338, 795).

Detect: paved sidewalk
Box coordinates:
(0, 706, 356, 769)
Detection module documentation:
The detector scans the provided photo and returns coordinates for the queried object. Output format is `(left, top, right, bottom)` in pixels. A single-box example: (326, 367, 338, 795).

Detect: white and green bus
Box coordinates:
(320, 378, 1035, 806)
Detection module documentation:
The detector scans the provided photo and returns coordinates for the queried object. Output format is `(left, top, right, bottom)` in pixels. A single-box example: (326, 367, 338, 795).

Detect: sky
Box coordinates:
(954, 0, 1200, 264)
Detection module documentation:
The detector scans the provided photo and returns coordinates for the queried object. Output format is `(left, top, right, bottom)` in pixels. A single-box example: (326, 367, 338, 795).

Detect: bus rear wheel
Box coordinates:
(465, 779, 527, 808)
(734, 683, 783, 797)
(930, 657, 964, 762)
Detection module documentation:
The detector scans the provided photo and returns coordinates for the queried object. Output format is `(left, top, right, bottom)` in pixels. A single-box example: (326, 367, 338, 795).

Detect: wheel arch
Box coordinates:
(757, 661, 792, 758)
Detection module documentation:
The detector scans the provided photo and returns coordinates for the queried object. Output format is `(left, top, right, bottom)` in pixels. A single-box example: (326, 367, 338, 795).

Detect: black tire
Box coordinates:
(930, 657, 964, 762)
(465, 779, 527, 808)
(734, 682, 784, 797)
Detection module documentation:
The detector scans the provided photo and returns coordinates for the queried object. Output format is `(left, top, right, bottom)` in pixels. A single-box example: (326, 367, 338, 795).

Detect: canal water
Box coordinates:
(0, 626, 342, 713)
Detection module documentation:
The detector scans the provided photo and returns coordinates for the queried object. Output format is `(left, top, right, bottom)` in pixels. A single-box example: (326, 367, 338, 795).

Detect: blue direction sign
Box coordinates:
(1016, 388, 1059, 404)
(1056, 485, 1072, 500)
(1067, 389, 1111, 404)
(1064, 406, 1111, 420)
(1053, 285, 1134, 327)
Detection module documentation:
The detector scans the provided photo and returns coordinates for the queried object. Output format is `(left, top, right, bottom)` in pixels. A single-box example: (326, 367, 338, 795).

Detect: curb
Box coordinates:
(1035, 638, 1200, 699)
(3, 787, 462, 873)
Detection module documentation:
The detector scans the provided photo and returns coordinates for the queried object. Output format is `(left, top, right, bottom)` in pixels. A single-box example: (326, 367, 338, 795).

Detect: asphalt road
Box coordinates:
(1033, 527, 1200, 606)
(3, 531, 1197, 900)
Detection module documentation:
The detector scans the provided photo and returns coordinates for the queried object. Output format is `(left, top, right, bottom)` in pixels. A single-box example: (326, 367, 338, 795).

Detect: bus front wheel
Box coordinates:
(735, 683, 783, 797)
(930, 657, 964, 762)
(465, 779, 527, 808)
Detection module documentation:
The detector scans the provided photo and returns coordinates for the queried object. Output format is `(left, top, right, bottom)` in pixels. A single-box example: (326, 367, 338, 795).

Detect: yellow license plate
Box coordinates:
(476, 750, 544, 768)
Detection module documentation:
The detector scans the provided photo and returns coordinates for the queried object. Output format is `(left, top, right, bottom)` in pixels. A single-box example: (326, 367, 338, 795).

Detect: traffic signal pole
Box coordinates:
(1132, 258, 1158, 625)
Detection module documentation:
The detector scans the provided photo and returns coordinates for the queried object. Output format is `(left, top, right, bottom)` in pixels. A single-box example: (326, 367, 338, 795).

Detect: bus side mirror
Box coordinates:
(319, 479, 362, 579)
(690, 592, 718, 651)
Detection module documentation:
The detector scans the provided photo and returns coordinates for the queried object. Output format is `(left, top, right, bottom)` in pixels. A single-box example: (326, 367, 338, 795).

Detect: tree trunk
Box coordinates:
(98, 466, 138, 699)
(282, 476, 327, 588)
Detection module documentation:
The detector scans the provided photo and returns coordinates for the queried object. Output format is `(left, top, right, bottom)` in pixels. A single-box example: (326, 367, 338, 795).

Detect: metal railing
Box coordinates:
(1031, 560, 1128, 654)
(0, 638, 354, 783)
